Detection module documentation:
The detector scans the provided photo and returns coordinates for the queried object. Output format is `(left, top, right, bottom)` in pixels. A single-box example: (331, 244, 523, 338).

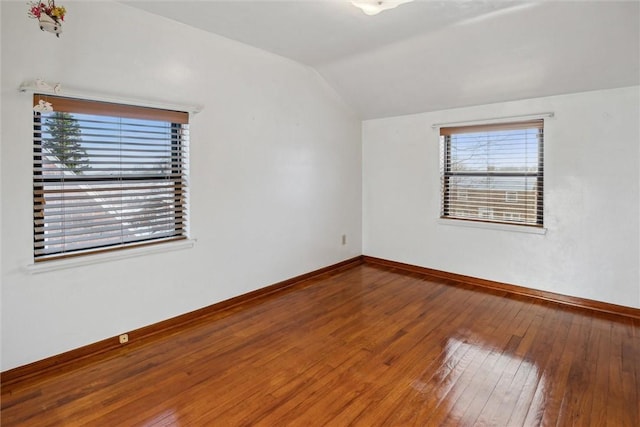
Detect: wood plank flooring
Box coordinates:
(2, 264, 639, 426)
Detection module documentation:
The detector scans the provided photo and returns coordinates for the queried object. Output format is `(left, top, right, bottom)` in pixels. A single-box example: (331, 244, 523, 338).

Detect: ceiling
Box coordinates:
(125, 0, 640, 119)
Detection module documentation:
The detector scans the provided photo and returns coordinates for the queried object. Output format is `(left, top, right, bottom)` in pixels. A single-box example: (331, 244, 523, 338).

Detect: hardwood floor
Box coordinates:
(2, 264, 639, 426)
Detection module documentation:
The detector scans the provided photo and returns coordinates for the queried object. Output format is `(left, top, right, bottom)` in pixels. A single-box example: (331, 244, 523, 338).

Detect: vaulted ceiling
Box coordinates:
(125, 1, 640, 119)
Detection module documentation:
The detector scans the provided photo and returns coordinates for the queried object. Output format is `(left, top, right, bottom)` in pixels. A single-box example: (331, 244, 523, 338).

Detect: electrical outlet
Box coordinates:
(119, 334, 129, 344)
(342, 234, 347, 245)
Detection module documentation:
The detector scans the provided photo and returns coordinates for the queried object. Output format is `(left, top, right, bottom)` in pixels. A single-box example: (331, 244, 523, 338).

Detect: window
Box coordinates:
(33, 95, 189, 261)
(440, 119, 543, 227)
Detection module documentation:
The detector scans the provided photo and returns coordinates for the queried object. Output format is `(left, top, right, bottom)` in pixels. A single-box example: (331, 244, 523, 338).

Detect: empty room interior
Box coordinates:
(1, 0, 639, 425)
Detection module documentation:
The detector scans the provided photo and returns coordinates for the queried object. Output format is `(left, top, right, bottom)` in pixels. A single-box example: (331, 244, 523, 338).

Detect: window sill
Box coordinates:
(438, 219, 547, 235)
(26, 239, 196, 274)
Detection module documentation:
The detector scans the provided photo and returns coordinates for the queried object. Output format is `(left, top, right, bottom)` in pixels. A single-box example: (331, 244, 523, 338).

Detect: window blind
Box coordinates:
(33, 95, 189, 261)
(440, 119, 543, 227)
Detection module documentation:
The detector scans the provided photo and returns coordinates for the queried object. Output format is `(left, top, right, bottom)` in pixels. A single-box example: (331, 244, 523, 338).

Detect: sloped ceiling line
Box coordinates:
(124, 1, 640, 120)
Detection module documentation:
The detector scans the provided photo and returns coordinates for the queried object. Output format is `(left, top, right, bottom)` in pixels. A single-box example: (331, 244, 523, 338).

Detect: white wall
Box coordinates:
(363, 86, 640, 309)
(2, 1, 637, 374)
(0, 1, 362, 371)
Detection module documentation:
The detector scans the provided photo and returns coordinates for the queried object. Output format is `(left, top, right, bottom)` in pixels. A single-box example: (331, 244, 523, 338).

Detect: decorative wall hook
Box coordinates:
(35, 79, 62, 94)
(33, 99, 54, 112)
(32, 79, 61, 111)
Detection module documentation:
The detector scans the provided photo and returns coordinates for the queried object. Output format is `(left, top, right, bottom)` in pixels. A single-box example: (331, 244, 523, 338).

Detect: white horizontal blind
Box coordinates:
(440, 120, 543, 227)
(33, 95, 189, 260)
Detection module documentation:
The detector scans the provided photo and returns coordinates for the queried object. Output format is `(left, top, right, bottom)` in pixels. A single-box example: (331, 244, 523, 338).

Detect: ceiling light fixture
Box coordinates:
(351, 0, 414, 16)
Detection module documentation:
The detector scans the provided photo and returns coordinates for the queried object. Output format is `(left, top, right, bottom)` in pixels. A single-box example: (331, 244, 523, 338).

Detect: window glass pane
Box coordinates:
(34, 96, 188, 260)
(449, 128, 539, 173)
(440, 120, 543, 227)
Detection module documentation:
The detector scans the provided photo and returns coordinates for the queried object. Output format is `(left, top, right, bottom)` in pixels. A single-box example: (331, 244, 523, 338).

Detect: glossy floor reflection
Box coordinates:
(404, 336, 546, 426)
(2, 264, 639, 426)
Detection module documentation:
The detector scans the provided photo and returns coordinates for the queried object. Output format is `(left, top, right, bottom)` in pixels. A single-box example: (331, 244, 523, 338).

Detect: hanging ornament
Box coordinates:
(27, 1, 66, 38)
